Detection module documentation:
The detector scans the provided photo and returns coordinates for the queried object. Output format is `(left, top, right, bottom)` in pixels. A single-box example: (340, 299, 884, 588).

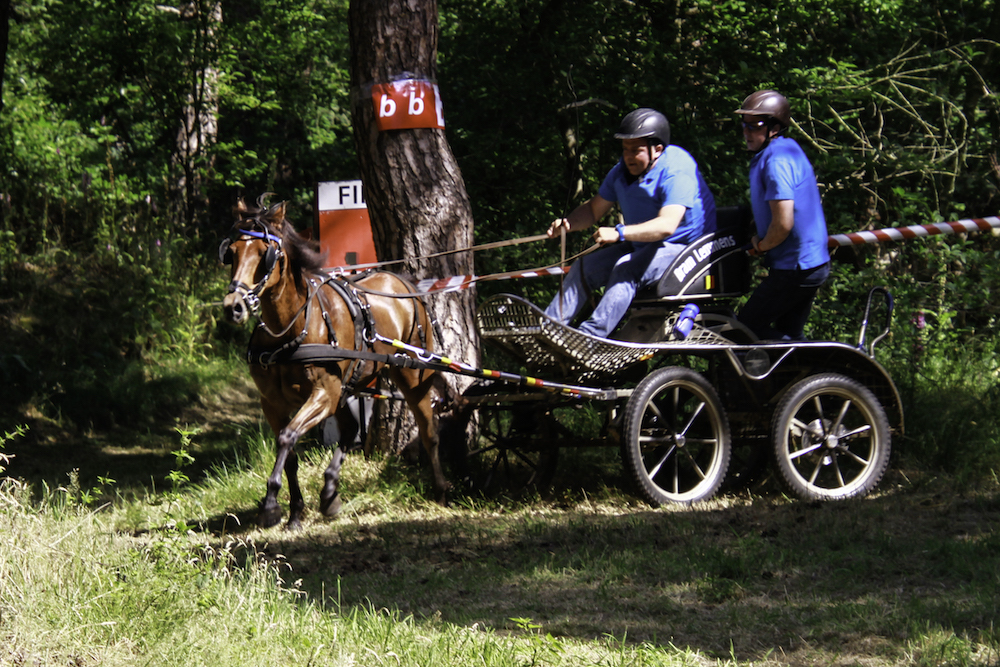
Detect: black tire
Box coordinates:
(622, 367, 731, 505)
(771, 373, 890, 501)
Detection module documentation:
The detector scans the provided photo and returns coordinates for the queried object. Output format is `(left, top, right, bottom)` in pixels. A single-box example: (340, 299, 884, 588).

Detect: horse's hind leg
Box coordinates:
(393, 368, 450, 505)
(319, 446, 347, 517)
(319, 411, 356, 518)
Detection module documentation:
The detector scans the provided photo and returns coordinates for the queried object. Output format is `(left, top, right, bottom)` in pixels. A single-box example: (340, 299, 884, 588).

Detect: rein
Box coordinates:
(344, 241, 599, 299)
(328, 232, 551, 273)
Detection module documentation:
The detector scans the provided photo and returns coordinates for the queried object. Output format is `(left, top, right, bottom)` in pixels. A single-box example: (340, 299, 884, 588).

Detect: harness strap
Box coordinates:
(321, 275, 379, 405)
(276, 344, 427, 369)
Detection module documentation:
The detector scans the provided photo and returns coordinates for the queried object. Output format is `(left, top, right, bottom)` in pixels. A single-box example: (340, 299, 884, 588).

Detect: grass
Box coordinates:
(2, 414, 1000, 666)
(2, 249, 1000, 665)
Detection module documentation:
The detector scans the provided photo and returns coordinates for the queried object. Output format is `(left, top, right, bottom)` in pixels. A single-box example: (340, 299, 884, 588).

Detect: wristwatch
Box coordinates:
(616, 223, 626, 242)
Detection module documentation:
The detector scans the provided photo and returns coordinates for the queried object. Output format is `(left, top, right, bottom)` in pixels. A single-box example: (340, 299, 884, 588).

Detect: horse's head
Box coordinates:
(220, 197, 287, 325)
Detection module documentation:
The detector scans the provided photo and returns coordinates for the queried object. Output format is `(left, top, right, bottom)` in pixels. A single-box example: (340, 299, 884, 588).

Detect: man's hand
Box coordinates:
(593, 227, 619, 245)
(547, 217, 570, 239)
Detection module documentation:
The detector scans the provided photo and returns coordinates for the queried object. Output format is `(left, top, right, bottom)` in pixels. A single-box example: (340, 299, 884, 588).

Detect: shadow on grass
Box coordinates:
(229, 462, 1000, 664)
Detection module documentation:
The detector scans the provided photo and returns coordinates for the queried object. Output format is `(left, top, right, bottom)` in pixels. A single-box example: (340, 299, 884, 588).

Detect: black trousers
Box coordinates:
(738, 262, 831, 341)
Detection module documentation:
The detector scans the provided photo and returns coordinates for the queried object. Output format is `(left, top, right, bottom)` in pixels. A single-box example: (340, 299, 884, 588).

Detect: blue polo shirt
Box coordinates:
(749, 135, 830, 270)
(598, 144, 716, 246)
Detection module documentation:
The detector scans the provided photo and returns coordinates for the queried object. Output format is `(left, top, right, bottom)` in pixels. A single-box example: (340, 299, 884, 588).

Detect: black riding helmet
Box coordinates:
(614, 108, 671, 146)
(615, 108, 670, 179)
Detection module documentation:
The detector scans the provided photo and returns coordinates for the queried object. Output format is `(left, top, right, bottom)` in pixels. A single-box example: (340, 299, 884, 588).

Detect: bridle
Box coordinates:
(220, 221, 352, 366)
(220, 224, 284, 320)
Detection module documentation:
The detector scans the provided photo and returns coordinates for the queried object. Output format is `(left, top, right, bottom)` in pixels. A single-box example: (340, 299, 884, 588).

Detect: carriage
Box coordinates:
(450, 205, 901, 505)
(220, 198, 902, 528)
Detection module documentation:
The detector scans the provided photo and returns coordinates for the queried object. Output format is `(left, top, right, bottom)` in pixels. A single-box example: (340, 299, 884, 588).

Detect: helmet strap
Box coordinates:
(750, 120, 782, 154)
(640, 139, 662, 178)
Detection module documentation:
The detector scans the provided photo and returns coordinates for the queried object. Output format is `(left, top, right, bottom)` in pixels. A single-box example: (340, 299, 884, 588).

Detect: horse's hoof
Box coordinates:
(257, 504, 282, 529)
(320, 494, 342, 518)
(285, 518, 303, 531)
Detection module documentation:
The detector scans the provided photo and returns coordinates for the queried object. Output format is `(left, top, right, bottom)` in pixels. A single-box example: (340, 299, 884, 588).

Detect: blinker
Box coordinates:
(219, 237, 234, 265)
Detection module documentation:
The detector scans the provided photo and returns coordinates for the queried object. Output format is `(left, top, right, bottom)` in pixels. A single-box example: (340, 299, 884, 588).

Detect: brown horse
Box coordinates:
(220, 196, 448, 530)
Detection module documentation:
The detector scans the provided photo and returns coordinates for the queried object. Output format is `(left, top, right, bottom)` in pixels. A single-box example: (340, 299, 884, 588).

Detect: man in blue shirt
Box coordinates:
(734, 90, 831, 340)
(544, 108, 716, 338)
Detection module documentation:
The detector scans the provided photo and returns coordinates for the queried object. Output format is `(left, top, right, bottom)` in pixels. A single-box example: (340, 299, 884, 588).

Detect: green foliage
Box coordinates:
(3, 0, 1000, 488)
(0, 232, 230, 432)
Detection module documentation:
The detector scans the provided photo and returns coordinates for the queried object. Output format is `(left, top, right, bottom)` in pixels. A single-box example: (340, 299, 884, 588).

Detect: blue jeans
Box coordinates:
(544, 241, 685, 338)
(737, 262, 830, 340)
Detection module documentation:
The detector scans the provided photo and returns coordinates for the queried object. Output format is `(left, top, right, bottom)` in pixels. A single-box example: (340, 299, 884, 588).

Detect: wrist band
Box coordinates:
(616, 223, 626, 242)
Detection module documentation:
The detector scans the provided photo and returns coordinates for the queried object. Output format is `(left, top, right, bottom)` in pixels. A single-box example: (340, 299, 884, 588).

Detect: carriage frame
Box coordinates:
(340, 205, 903, 505)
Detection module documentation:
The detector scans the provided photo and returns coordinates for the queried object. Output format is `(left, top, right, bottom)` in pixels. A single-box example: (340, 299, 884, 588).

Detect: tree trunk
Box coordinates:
(158, 1, 221, 230)
(348, 0, 478, 456)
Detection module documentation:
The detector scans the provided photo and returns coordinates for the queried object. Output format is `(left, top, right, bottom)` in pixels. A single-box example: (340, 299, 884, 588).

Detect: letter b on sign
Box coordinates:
(371, 79, 444, 131)
(378, 95, 396, 118)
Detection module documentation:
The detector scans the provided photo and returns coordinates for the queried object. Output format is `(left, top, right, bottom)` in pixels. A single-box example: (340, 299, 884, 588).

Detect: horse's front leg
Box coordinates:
(258, 427, 301, 529)
(269, 383, 338, 530)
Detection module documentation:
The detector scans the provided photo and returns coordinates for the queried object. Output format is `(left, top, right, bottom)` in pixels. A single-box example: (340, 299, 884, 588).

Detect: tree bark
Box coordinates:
(156, 1, 221, 230)
(348, 0, 478, 455)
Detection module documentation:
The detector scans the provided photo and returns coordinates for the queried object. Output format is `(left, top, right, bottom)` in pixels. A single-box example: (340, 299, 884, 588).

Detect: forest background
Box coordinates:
(3, 0, 1000, 490)
(3, 1, 1000, 665)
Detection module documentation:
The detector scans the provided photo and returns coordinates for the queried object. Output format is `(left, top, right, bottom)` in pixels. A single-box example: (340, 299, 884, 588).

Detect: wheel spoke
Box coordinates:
(842, 448, 871, 466)
(678, 448, 708, 481)
(680, 400, 706, 437)
(671, 453, 680, 494)
(832, 399, 852, 433)
(646, 445, 677, 479)
(468, 442, 500, 457)
(789, 440, 824, 460)
(831, 457, 846, 487)
(811, 396, 828, 435)
(840, 425, 872, 439)
(790, 417, 821, 438)
(511, 448, 541, 470)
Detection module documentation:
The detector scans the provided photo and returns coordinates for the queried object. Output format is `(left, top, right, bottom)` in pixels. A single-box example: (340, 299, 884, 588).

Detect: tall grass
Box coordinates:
(4, 418, 1000, 666)
(2, 424, 739, 667)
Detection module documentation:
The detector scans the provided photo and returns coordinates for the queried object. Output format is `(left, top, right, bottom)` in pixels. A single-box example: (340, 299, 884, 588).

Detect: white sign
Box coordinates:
(317, 180, 366, 211)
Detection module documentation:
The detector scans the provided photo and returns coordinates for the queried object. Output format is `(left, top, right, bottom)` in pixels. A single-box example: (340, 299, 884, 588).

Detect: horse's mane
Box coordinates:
(233, 196, 329, 279)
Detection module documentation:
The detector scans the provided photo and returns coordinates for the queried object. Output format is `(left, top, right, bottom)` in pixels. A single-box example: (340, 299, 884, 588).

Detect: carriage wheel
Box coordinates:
(622, 367, 731, 505)
(446, 393, 559, 499)
(771, 373, 890, 501)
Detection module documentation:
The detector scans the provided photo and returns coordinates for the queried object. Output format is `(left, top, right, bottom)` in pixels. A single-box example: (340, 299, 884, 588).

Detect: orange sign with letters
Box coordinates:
(371, 78, 445, 131)
(314, 180, 377, 270)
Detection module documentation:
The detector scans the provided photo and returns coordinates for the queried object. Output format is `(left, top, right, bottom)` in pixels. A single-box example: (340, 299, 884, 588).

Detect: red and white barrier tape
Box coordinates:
(828, 216, 1000, 248)
(399, 215, 1000, 296)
